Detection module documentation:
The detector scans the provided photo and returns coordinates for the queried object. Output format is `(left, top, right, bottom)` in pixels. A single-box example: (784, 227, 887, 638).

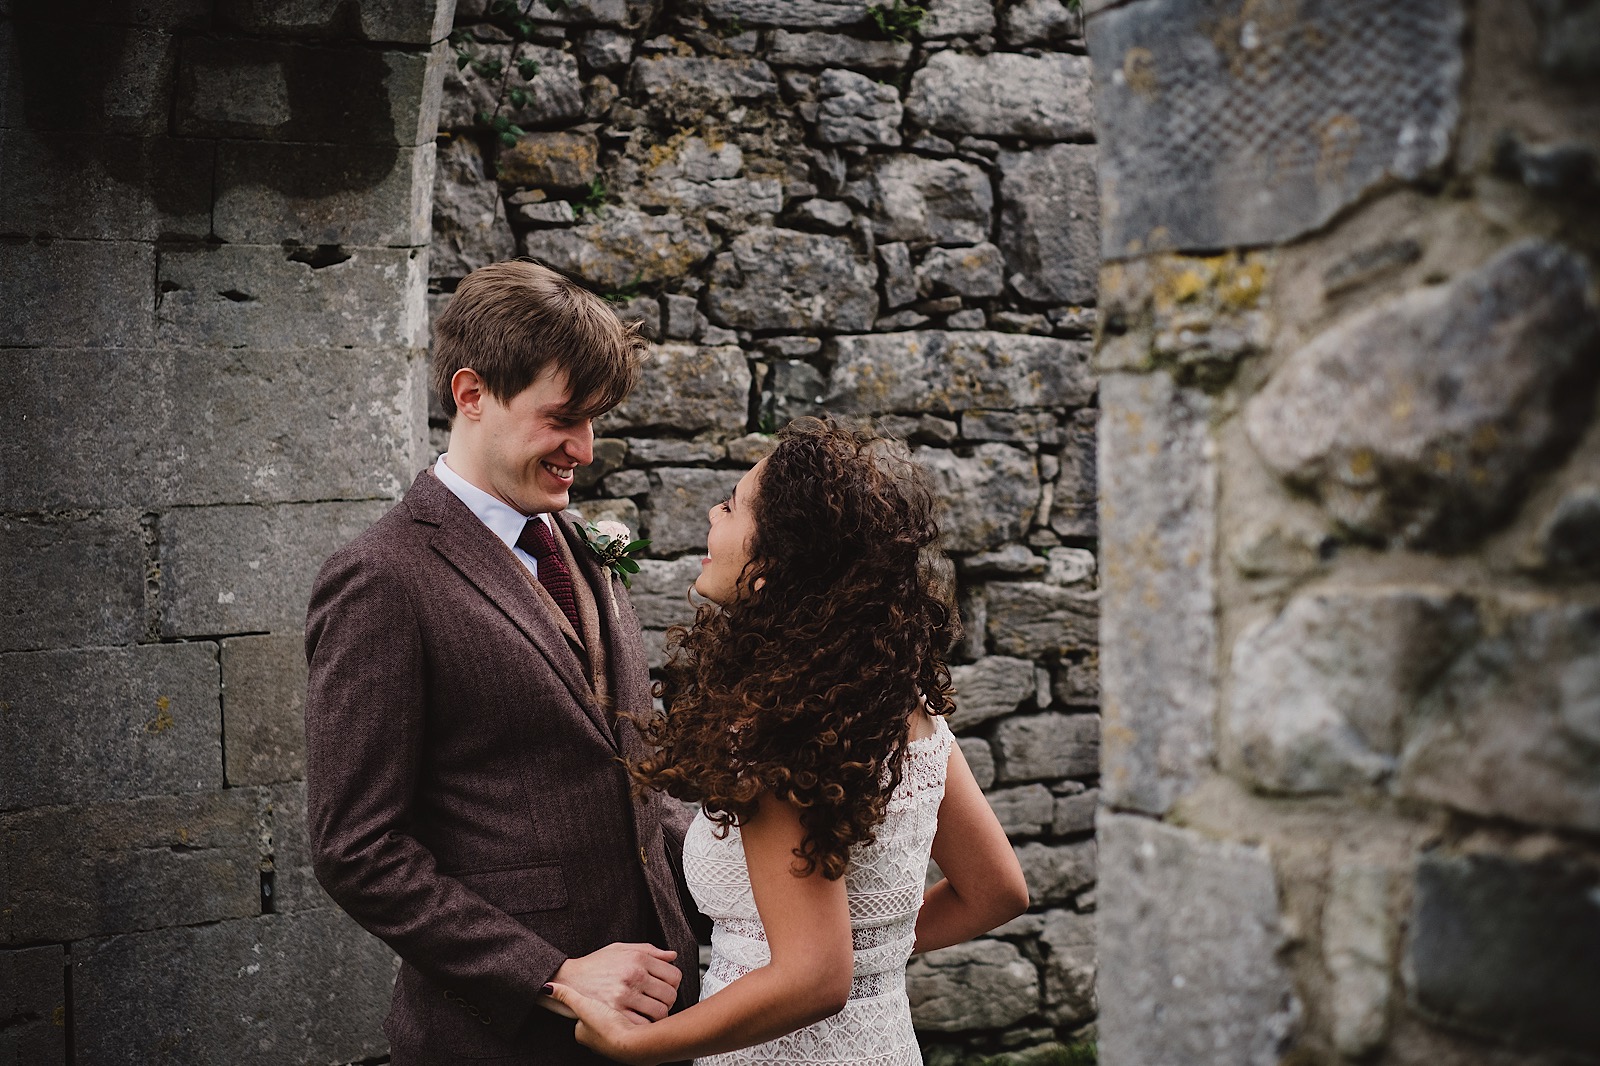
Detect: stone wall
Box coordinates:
(0, 2, 448, 1063)
(428, 0, 1102, 1060)
(1086, 1, 1600, 1063)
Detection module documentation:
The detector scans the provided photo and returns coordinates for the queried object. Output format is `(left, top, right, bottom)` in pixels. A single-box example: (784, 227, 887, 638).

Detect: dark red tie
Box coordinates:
(516, 519, 580, 633)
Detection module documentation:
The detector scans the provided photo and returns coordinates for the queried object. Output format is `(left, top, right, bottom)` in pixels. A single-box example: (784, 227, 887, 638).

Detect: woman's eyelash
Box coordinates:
(718, 499, 732, 513)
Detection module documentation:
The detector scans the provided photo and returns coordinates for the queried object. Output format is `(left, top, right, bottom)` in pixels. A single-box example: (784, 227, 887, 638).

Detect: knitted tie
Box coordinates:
(516, 518, 580, 634)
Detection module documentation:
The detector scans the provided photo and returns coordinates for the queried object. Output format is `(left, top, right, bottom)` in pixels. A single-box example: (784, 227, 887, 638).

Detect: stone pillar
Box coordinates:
(0, 1, 450, 1061)
(1086, 0, 1600, 1062)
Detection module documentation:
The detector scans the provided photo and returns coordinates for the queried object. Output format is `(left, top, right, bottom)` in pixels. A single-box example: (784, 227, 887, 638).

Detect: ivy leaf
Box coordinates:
(518, 58, 541, 80)
(456, 53, 471, 70)
(500, 130, 517, 147)
(508, 87, 529, 108)
(507, 123, 525, 138)
(511, 16, 535, 39)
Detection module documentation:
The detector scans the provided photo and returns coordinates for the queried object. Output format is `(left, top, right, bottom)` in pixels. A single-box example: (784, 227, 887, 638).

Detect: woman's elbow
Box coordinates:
(999, 874, 1030, 922)
(800, 959, 853, 1022)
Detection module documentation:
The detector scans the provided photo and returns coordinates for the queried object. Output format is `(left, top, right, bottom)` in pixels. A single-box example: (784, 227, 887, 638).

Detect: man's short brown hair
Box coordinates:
(431, 260, 646, 420)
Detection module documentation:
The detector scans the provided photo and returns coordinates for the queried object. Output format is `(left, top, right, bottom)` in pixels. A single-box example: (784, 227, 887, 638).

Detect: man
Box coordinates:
(305, 261, 699, 1064)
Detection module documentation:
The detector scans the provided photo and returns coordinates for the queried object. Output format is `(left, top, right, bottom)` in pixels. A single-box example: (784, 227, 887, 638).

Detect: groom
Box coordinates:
(305, 261, 700, 1064)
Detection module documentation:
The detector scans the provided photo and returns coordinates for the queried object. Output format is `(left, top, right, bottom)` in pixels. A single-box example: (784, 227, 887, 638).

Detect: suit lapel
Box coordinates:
(557, 512, 654, 752)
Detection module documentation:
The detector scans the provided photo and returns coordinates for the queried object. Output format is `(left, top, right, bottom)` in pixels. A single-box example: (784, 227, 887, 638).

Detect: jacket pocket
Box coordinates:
(455, 862, 568, 916)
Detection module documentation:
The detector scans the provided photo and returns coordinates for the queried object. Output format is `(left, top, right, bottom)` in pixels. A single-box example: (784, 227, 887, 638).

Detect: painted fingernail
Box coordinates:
(540, 984, 554, 996)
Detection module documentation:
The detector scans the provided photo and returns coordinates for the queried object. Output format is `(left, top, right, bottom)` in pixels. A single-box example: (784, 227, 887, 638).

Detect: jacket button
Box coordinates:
(639, 845, 648, 866)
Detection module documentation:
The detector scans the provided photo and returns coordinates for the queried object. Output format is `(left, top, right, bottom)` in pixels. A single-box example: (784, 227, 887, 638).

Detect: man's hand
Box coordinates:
(549, 943, 681, 1022)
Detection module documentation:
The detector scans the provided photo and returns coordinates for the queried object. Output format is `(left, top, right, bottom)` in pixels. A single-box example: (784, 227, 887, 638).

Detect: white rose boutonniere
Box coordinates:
(581, 520, 650, 588)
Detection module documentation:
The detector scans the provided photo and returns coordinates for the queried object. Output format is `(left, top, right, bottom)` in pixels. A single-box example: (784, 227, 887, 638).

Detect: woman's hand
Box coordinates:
(545, 982, 658, 1066)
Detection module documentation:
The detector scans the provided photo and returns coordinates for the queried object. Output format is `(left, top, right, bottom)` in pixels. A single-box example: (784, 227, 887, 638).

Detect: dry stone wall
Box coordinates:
(429, 0, 1102, 1060)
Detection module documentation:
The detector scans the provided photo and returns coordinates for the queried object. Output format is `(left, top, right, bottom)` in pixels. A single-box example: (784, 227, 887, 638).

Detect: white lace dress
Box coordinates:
(682, 715, 953, 1066)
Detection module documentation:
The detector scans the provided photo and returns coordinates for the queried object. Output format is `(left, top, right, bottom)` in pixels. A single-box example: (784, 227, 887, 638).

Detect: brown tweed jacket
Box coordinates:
(305, 468, 700, 1065)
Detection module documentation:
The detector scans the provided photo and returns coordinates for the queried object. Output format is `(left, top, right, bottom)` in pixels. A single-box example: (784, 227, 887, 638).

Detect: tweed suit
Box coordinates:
(305, 467, 699, 1065)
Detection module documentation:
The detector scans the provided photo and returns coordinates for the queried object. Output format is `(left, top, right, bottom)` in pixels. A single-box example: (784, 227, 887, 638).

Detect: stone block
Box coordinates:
(625, 557, 704, 632)
(508, 0, 632, 26)
(768, 30, 911, 71)
(1245, 240, 1600, 548)
(1088, 0, 1462, 256)
(998, 145, 1098, 305)
(578, 28, 635, 72)
(431, 135, 516, 280)
(922, 0, 997, 36)
(438, 44, 582, 131)
(0, 944, 65, 1065)
(703, 0, 870, 28)
(177, 36, 445, 146)
(995, 713, 1099, 783)
(158, 500, 391, 638)
(907, 939, 1040, 1032)
(986, 784, 1054, 836)
(214, 141, 433, 246)
(262, 781, 336, 914)
(861, 154, 992, 245)
(1097, 813, 1299, 1066)
(522, 207, 717, 291)
(1324, 863, 1397, 1057)
(0, 789, 262, 944)
(760, 358, 828, 429)
(0, 130, 213, 241)
(221, 635, 307, 787)
(72, 909, 397, 1066)
(215, 0, 454, 44)
(1054, 653, 1099, 707)
(156, 244, 427, 349)
(642, 468, 744, 557)
(0, 643, 220, 809)
(916, 243, 1005, 299)
(1098, 373, 1215, 816)
(619, 439, 727, 465)
(1015, 840, 1096, 905)
(706, 227, 878, 332)
(606, 345, 751, 438)
(626, 55, 779, 123)
(959, 736, 996, 789)
(1045, 548, 1095, 588)
(915, 445, 1039, 554)
(906, 50, 1092, 139)
(985, 583, 1098, 660)
(0, 23, 175, 134)
(1536, 484, 1600, 577)
(1051, 409, 1097, 539)
(1039, 909, 1095, 1025)
(0, 239, 154, 347)
(1097, 251, 1272, 385)
(961, 545, 1047, 579)
(816, 68, 902, 146)
(948, 656, 1035, 732)
(1052, 788, 1097, 835)
(0, 512, 147, 651)
(830, 331, 1093, 421)
(498, 131, 600, 190)
(1407, 851, 1600, 1055)
(878, 241, 917, 309)
(1400, 602, 1600, 834)
(2, 0, 209, 28)
(1000, 0, 1081, 46)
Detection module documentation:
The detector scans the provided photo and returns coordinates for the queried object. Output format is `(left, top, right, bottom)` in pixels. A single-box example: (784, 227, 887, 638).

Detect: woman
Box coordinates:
(548, 417, 1028, 1064)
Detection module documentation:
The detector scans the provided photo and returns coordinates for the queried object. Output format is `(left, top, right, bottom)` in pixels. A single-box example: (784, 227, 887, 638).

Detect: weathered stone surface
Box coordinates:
(827, 331, 1094, 416)
(1088, 0, 1463, 255)
(908, 939, 1040, 1032)
(760, 358, 828, 429)
(921, 0, 997, 36)
(961, 544, 1047, 579)
(816, 68, 902, 146)
(1098, 373, 1215, 815)
(861, 154, 992, 244)
(508, 0, 633, 27)
(521, 207, 716, 291)
(1, 23, 176, 135)
(1408, 851, 1600, 1055)
(627, 557, 705, 632)
(1051, 409, 1097, 538)
(907, 51, 1092, 139)
(643, 468, 744, 557)
(0, 944, 65, 1065)
(986, 582, 1098, 659)
(995, 713, 1100, 783)
(789, 198, 853, 231)
(438, 44, 582, 130)
(1245, 241, 1600, 548)
(0, 789, 261, 944)
(768, 30, 911, 71)
(627, 55, 779, 121)
(627, 138, 784, 229)
(0, 643, 220, 809)
(498, 130, 600, 189)
(1045, 547, 1096, 588)
(1040, 909, 1095, 1025)
(0, 512, 146, 651)
(961, 410, 1059, 444)
(215, 141, 433, 247)
(0, 239, 154, 348)
(1400, 602, 1600, 834)
(914, 445, 1039, 554)
(1016, 840, 1096, 904)
(72, 909, 397, 1066)
(878, 241, 917, 309)
(1000, 0, 1081, 45)
(261, 781, 336, 914)
(578, 27, 635, 71)
(1227, 590, 1478, 795)
(1324, 863, 1397, 1057)
(215, 0, 454, 44)
(703, 0, 870, 27)
(430, 135, 514, 279)
(621, 439, 726, 466)
(998, 145, 1098, 305)
(606, 345, 751, 438)
(959, 736, 996, 789)
(916, 243, 1005, 299)
(1054, 653, 1099, 707)
(1098, 814, 1299, 1066)
(221, 635, 307, 787)
(948, 656, 1036, 732)
(1096, 251, 1272, 385)
(1052, 788, 1098, 835)
(705, 228, 878, 332)
(1537, 484, 1600, 576)
(159, 500, 390, 638)
(986, 784, 1054, 836)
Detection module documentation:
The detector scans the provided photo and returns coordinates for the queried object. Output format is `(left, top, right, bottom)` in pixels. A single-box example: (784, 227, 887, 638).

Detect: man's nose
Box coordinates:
(566, 420, 594, 466)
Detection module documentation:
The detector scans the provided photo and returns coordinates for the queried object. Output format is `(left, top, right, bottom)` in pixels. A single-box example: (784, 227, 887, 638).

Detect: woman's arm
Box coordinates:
(548, 790, 854, 1065)
(913, 740, 1029, 954)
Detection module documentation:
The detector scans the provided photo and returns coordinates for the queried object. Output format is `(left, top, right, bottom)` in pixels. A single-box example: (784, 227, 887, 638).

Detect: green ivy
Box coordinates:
(867, 0, 927, 42)
(574, 176, 608, 218)
(451, 0, 567, 146)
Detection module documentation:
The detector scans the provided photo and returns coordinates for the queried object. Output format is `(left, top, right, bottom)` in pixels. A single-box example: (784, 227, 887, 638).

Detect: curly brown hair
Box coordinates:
(630, 417, 958, 879)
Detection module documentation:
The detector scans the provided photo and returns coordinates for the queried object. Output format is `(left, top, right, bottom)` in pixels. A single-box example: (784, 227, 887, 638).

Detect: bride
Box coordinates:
(547, 417, 1028, 1064)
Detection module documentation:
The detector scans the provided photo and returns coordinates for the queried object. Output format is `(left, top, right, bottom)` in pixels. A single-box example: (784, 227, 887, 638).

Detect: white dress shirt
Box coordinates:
(434, 454, 552, 579)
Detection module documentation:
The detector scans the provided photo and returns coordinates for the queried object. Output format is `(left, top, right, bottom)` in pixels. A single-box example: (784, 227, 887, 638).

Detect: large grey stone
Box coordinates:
(72, 909, 397, 1066)
(1, 23, 176, 135)
(1098, 373, 1215, 815)
(1088, 0, 1463, 256)
(438, 44, 582, 131)
(986, 784, 1054, 836)
(861, 154, 992, 244)
(906, 51, 1092, 139)
(907, 939, 1040, 1032)
(948, 656, 1036, 732)
(1400, 602, 1600, 834)
(1051, 409, 1097, 538)
(1097, 814, 1299, 1066)
(626, 55, 779, 122)
(497, 130, 600, 190)
(261, 781, 336, 915)
(643, 469, 744, 557)
(521, 207, 717, 291)
(827, 331, 1095, 416)
(1245, 240, 1600, 548)
(214, 141, 433, 247)
(960, 736, 996, 789)
(768, 30, 911, 71)
(158, 500, 391, 638)
(816, 68, 902, 146)
(1324, 863, 1397, 1057)
(995, 713, 1100, 783)
(630, 151, 784, 231)
(921, 0, 997, 36)
(1015, 840, 1096, 904)
(1097, 251, 1272, 385)
(1408, 851, 1600, 1055)
(914, 444, 1039, 553)
(222, 634, 307, 787)
(215, 0, 453, 43)
(0, 239, 154, 348)
(0, 789, 261, 944)
(998, 145, 1098, 305)
(878, 241, 917, 309)
(916, 242, 1005, 299)
(429, 135, 514, 280)
(606, 344, 751, 439)
(705, 228, 878, 332)
(1040, 909, 1095, 1025)
(1052, 788, 1098, 835)
(0, 643, 220, 809)
(985, 582, 1098, 660)
(760, 358, 828, 429)
(1537, 484, 1600, 577)
(0, 944, 65, 1065)
(0, 512, 146, 652)
(627, 557, 706, 631)
(1226, 590, 1479, 795)
(1000, 0, 1081, 46)
(703, 0, 871, 27)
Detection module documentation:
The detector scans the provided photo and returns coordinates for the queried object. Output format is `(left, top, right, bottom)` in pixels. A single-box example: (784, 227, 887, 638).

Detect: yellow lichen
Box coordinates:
(145, 695, 174, 735)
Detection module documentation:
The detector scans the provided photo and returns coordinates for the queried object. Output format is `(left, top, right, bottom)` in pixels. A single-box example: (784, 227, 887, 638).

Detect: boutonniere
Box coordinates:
(580, 520, 650, 587)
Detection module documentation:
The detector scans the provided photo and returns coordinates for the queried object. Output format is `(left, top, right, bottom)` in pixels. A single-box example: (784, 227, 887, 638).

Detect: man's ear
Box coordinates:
(451, 368, 486, 421)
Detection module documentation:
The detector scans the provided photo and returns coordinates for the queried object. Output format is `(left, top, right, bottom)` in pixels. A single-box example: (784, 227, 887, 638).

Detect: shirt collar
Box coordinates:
(434, 454, 551, 553)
